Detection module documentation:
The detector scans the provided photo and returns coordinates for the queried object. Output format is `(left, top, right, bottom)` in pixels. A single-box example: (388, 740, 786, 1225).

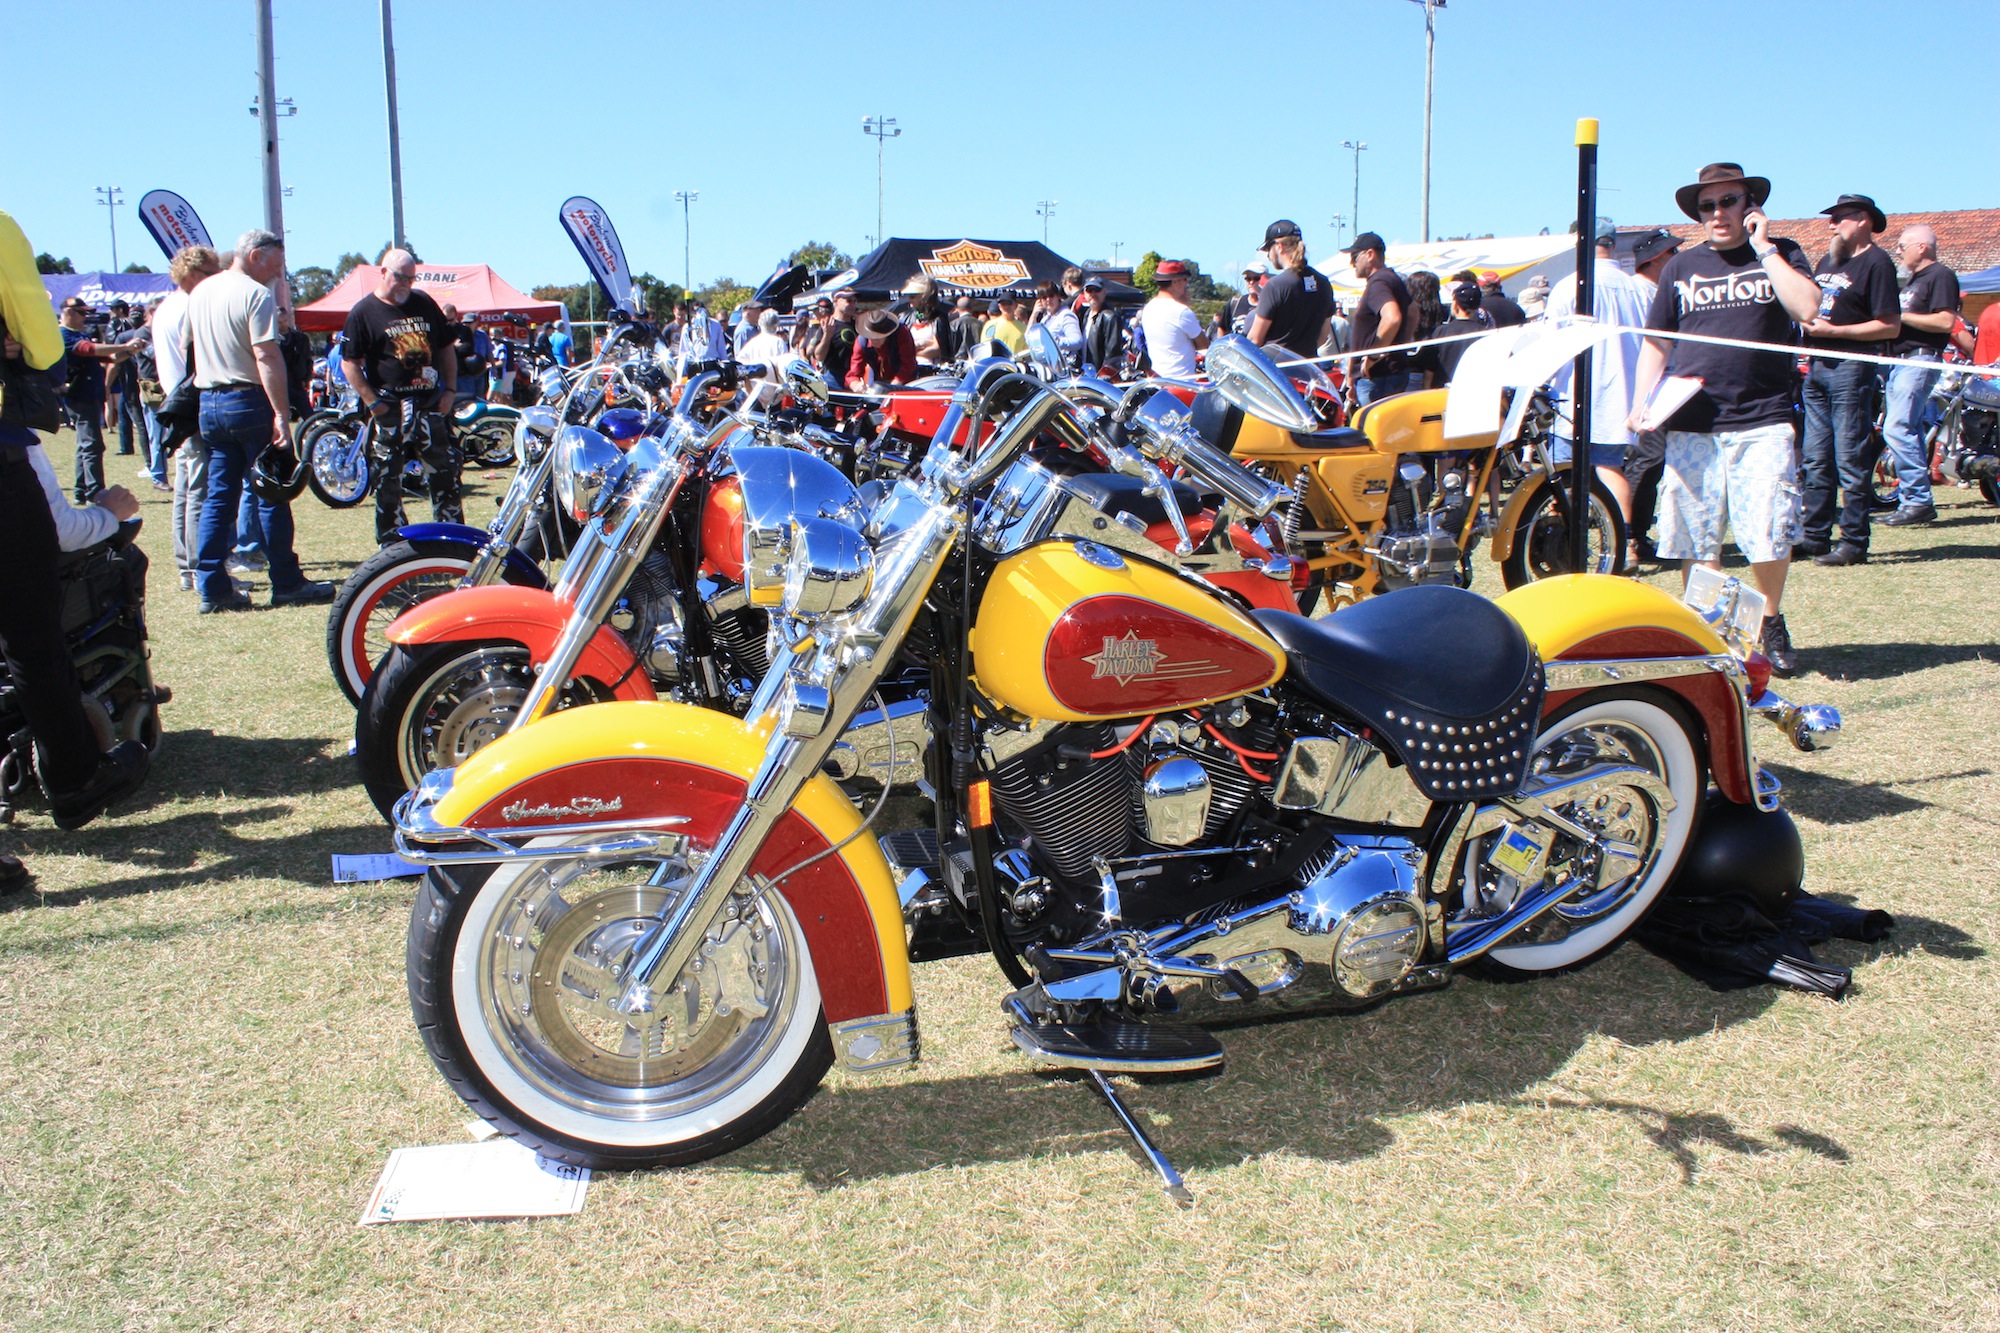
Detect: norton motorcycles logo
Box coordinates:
(501, 794, 624, 822)
(1673, 268, 1776, 314)
(918, 241, 1033, 291)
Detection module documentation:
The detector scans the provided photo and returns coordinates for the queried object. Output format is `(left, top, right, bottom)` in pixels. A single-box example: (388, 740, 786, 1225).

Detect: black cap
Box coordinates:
(1082, 275, 1104, 291)
(110, 299, 130, 310)
(1345, 230, 1387, 256)
(1263, 218, 1303, 247)
(1629, 227, 1682, 266)
(1452, 280, 1483, 309)
(60, 296, 89, 311)
(1820, 193, 1887, 234)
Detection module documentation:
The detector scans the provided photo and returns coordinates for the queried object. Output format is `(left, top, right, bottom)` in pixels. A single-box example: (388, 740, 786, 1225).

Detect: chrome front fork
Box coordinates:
(463, 447, 557, 587)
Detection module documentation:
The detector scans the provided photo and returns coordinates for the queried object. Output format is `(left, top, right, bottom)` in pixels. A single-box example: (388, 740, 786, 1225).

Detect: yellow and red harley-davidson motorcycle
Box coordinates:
(393, 338, 1835, 1198)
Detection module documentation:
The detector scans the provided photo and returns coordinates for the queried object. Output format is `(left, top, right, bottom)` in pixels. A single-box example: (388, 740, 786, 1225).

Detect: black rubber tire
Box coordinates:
(1499, 472, 1628, 589)
(1462, 687, 1707, 982)
(355, 638, 614, 822)
(324, 539, 538, 707)
(464, 421, 518, 470)
(301, 418, 372, 508)
(405, 859, 835, 1171)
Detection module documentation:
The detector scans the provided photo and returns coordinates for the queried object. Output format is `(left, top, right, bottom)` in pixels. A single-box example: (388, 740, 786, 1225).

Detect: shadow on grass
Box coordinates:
(735, 954, 1848, 1192)
(0, 803, 387, 923)
(1867, 543, 2000, 564)
(1771, 762, 1992, 826)
(1806, 640, 2000, 681)
(121, 727, 357, 808)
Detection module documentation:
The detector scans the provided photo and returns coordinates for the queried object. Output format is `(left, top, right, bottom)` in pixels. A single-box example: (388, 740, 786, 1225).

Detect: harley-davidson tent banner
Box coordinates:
(811, 238, 1144, 303)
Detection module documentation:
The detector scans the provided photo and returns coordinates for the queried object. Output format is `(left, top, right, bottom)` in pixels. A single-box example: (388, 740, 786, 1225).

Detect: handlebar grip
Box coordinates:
(1156, 430, 1289, 518)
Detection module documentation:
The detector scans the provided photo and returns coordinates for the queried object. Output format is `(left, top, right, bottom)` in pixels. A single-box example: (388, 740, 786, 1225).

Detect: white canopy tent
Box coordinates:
(1321, 233, 1580, 297)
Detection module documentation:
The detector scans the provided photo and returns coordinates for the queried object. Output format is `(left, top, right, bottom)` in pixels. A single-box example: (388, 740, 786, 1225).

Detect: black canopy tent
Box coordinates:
(807, 237, 1146, 305)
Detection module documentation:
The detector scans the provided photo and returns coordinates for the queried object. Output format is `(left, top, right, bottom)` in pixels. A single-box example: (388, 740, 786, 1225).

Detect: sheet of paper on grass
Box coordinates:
(331, 852, 425, 882)
(360, 1139, 589, 1224)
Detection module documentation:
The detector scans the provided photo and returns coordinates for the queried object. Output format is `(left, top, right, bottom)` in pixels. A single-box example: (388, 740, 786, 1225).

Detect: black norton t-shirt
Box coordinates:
(342, 289, 451, 395)
(1645, 238, 1812, 432)
(1254, 265, 1335, 359)
(1804, 244, 1900, 355)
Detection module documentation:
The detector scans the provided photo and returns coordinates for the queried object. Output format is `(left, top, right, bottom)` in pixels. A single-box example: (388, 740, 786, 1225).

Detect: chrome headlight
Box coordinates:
(514, 406, 558, 463)
(781, 517, 874, 618)
(537, 365, 567, 403)
(732, 447, 864, 607)
(554, 424, 624, 524)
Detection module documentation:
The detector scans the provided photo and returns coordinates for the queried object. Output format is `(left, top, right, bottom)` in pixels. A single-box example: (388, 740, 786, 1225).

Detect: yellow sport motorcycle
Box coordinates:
(394, 338, 1834, 1199)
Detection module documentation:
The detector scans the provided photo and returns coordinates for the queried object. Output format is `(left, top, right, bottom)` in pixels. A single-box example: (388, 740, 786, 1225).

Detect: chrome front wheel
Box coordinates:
(407, 843, 831, 1168)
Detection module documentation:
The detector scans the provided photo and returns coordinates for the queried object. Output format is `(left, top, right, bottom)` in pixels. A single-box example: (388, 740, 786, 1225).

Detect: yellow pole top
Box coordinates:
(1575, 118, 1600, 146)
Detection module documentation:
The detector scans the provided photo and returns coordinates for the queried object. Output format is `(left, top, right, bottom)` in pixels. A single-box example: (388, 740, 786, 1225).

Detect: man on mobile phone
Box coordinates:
(1627, 163, 1820, 675)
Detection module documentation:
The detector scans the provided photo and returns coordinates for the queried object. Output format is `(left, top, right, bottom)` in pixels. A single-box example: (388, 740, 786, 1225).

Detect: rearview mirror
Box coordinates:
(1204, 334, 1317, 432)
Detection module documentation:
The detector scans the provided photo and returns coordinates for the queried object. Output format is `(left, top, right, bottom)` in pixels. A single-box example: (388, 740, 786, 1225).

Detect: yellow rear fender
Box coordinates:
(1495, 574, 1727, 660)
(430, 701, 912, 1024)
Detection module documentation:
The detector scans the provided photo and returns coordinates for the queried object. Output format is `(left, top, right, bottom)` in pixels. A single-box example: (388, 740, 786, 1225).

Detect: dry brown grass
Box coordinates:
(2, 431, 1996, 1332)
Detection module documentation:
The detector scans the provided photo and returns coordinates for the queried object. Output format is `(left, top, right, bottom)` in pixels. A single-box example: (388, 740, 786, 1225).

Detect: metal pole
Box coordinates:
(256, 0, 284, 239)
(1421, 0, 1435, 242)
(862, 116, 900, 247)
(1569, 118, 1600, 574)
(381, 0, 407, 249)
(95, 187, 123, 271)
(673, 190, 697, 292)
(1342, 140, 1367, 237)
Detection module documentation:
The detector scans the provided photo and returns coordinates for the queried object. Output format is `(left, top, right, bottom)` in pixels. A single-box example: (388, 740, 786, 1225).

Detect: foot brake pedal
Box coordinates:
(1010, 1019, 1224, 1074)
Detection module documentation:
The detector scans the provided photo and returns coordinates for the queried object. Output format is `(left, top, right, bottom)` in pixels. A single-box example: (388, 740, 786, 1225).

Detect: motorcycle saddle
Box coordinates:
(1253, 586, 1545, 800)
(1059, 471, 1213, 526)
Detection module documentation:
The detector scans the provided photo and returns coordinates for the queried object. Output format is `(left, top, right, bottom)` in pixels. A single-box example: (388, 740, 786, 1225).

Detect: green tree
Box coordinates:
(36, 253, 75, 274)
(786, 241, 852, 273)
(531, 283, 595, 325)
(691, 277, 753, 318)
(1133, 251, 1162, 296)
(293, 266, 338, 305)
(121, 262, 153, 274)
(633, 272, 685, 317)
(332, 252, 370, 281)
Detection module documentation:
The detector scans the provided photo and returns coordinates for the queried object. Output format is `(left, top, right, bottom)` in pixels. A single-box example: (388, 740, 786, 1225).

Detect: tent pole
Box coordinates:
(1569, 119, 1599, 575)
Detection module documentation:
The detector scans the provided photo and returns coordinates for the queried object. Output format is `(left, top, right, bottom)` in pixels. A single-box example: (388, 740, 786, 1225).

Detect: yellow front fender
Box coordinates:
(431, 701, 913, 1024)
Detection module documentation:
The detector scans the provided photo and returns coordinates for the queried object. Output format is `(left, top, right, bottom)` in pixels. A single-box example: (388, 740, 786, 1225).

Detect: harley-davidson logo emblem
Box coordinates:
(917, 240, 1033, 291)
(501, 794, 624, 822)
(1084, 632, 1166, 684)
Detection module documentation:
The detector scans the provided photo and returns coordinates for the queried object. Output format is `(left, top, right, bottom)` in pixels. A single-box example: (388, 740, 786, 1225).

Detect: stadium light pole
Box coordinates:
(1329, 212, 1347, 245)
(1405, 0, 1444, 242)
(380, 0, 407, 249)
(93, 185, 123, 272)
(861, 115, 901, 246)
(1336, 145, 1368, 239)
(1112, 240, 1124, 265)
(1035, 200, 1058, 246)
(673, 190, 698, 292)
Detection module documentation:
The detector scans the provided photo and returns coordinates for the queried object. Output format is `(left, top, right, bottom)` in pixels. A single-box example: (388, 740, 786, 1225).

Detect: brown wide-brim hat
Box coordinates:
(1675, 162, 1771, 221)
(858, 308, 900, 338)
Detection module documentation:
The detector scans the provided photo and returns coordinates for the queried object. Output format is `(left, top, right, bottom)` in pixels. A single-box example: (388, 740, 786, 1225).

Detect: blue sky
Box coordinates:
(7, 0, 1995, 291)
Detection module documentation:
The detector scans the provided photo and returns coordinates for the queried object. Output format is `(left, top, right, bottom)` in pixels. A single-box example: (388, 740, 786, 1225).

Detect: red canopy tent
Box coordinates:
(295, 263, 563, 332)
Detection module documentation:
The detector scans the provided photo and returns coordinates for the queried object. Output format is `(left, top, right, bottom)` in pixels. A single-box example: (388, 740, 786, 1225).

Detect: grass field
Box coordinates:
(2, 430, 1996, 1332)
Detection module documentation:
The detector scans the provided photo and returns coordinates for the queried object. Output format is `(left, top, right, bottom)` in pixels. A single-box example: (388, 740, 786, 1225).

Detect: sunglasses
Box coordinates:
(1694, 193, 1746, 216)
(387, 269, 417, 282)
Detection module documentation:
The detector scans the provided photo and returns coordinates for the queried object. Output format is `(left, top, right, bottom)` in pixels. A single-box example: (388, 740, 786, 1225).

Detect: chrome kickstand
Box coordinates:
(1087, 1070, 1193, 1207)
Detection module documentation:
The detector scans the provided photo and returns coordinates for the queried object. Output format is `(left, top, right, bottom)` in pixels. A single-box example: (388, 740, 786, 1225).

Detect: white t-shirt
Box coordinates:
(1140, 296, 1203, 379)
(738, 330, 789, 369)
(1544, 257, 1653, 447)
(153, 288, 192, 390)
(187, 268, 277, 389)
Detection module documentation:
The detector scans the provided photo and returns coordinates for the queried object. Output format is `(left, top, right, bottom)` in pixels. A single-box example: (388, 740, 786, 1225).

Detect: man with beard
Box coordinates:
(1082, 277, 1127, 377)
(817, 290, 858, 381)
(1797, 194, 1901, 566)
(1878, 223, 1961, 527)
(340, 249, 463, 545)
(1628, 164, 1819, 675)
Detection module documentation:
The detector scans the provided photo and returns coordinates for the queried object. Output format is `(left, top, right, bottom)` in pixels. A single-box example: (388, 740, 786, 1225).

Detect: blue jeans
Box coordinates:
(235, 486, 268, 557)
(144, 406, 169, 485)
(1881, 353, 1940, 510)
(1800, 358, 1879, 548)
(1355, 370, 1410, 406)
(1550, 436, 1628, 470)
(196, 389, 306, 603)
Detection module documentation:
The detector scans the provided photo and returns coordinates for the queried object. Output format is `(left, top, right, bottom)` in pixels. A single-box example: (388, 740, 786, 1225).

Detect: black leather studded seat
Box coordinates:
(1253, 585, 1545, 800)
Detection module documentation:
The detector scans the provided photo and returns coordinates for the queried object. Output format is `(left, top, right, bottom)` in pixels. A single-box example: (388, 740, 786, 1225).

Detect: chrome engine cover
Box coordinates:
(1197, 834, 1428, 1002)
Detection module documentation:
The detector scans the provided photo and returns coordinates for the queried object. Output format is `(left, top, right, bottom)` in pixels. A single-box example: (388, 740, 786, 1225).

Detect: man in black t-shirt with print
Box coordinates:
(340, 249, 462, 544)
(1628, 163, 1822, 675)
(1345, 232, 1412, 406)
(1798, 194, 1902, 566)
(1879, 223, 1961, 527)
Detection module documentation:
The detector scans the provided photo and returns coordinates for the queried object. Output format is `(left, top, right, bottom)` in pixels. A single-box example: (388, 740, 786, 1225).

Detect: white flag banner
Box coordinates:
(136, 190, 212, 259)
(558, 196, 633, 309)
